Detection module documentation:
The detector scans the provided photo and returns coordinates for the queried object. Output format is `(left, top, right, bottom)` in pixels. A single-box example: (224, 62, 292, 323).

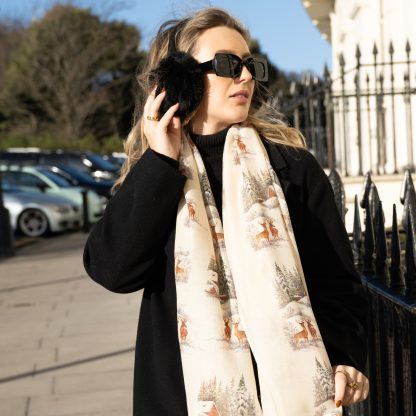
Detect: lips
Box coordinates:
(230, 90, 249, 98)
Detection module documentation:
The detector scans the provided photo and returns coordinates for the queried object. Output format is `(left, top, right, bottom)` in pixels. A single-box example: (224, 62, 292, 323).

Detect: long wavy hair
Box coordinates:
(114, 7, 307, 190)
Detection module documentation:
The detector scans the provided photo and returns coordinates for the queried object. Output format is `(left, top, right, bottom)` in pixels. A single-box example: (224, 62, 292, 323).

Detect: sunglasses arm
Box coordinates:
(198, 60, 215, 74)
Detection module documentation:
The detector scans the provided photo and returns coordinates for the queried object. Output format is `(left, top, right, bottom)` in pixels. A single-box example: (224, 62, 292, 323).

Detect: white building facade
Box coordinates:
(302, 0, 416, 176)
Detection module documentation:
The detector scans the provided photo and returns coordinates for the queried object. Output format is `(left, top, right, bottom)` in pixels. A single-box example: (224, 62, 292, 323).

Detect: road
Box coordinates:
(0, 231, 141, 416)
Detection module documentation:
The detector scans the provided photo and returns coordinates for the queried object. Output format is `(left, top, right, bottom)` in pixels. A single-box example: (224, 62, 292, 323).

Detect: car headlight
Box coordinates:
(93, 171, 115, 180)
(49, 205, 71, 214)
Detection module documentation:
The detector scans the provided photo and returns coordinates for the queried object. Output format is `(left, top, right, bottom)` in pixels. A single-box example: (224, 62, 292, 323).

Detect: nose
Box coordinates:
(238, 64, 253, 83)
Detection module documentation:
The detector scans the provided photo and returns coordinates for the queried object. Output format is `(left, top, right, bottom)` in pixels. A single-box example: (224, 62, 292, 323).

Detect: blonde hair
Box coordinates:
(114, 7, 307, 190)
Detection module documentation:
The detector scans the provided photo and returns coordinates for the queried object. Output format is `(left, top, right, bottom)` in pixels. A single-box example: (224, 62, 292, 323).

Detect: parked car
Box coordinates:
(38, 165, 114, 199)
(0, 148, 119, 180)
(0, 165, 105, 224)
(102, 152, 127, 169)
(82, 152, 120, 179)
(3, 181, 81, 237)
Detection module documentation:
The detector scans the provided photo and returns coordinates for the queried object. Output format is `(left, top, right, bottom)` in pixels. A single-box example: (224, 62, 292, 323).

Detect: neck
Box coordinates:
(189, 120, 232, 136)
(190, 125, 230, 146)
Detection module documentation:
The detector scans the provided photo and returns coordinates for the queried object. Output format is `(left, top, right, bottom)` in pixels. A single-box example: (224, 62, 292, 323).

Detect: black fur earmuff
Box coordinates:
(150, 20, 204, 122)
(153, 52, 204, 122)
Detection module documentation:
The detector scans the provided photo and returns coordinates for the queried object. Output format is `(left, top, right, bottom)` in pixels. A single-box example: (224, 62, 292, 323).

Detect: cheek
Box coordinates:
(203, 76, 231, 106)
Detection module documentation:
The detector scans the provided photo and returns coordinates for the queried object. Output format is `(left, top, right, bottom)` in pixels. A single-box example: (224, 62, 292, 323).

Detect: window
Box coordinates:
(3, 171, 47, 188)
(37, 169, 72, 187)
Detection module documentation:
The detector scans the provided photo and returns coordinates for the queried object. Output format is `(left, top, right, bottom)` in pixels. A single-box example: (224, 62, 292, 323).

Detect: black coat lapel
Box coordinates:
(262, 139, 291, 196)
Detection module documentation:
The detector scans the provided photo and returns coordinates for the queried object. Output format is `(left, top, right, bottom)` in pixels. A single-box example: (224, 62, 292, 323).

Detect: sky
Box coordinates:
(0, 0, 332, 75)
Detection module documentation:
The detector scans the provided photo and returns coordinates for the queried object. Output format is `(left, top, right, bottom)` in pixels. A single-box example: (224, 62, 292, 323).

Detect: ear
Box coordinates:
(151, 52, 204, 122)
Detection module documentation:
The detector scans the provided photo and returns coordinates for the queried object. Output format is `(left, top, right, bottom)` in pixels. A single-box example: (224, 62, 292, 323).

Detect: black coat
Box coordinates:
(83, 140, 369, 416)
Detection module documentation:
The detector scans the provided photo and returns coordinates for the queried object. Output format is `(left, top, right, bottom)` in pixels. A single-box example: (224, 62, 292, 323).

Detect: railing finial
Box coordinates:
(328, 169, 346, 222)
(401, 172, 416, 231)
(389, 203, 404, 288)
(339, 53, 345, 68)
(323, 63, 330, 79)
(352, 194, 363, 268)
(363, 199, 376, 275)
(388, 40, 394, 56)
(355, 44, 361, 61)
(375, 200, 387, 279)
(360, 171, 373, 209)
(404, 206, 416, 291)
(405, 38, 411, 55)
(372, 42, 378, 57)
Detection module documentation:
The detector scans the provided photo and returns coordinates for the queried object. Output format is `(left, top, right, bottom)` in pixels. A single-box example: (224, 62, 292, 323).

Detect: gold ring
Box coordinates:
(347, 380, 359, 391)
(334, 370, 348, 379)
(147, 115, 159, 121)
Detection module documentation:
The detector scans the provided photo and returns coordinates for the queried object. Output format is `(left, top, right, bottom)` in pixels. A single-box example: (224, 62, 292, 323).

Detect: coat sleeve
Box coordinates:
(299, 152, 369, 376)
(83, 148, 187, 293)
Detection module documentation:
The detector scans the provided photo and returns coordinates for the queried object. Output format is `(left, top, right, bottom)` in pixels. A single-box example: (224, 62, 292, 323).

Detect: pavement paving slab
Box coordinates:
(0, 376, 53, 398)
(28, 389, 132, 416)
(0, 232, 141, 416)
(54, 369, 132, 395)
(0, 397, 29, 416)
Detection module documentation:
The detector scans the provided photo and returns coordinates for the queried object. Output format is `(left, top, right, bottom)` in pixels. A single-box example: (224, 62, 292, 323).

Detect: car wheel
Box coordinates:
(18, 209, 49, 237)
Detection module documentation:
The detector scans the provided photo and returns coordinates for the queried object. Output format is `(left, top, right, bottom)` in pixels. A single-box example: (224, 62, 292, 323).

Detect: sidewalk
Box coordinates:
(0, 232, 141, 416)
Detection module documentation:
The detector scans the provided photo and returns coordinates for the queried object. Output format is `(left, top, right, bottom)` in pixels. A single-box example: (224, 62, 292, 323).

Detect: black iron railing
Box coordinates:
(328, 168, 416, 416)
(278, 40, 416, 176)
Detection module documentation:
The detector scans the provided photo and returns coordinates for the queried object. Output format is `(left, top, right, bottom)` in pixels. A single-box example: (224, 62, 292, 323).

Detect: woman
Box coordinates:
(83, 7, 369, 416)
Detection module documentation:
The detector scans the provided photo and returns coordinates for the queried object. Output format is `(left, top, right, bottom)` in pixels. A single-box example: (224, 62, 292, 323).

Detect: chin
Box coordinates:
(226, 111, 250, 125)
(234, 113, 250, 124)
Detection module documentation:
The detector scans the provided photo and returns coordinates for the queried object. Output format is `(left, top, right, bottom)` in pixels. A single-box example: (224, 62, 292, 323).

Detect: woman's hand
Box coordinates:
(333, 364, 369, 408)
(143, 87, 182, 160)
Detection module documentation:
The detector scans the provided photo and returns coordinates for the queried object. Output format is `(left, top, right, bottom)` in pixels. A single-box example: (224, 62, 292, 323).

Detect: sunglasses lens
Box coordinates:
(248, 59, 268, 82)
(216, 54, 241, 77)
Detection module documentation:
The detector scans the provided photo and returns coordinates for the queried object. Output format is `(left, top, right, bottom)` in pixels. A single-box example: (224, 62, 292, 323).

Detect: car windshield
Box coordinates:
(87, 154, 118, 171)
(59, 165, 96, 182)
(37, 169, 73, 187)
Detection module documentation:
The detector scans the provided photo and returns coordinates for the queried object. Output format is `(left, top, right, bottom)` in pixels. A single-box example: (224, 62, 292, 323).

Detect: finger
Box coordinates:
(143, 86, 158, 115)
(348, 383, 362, 406)
(170, 115, 181, 131)
(334, 371, 347, 408)
(348, 381, 364, 405)
(362, 378, 370, 400)
(343, 383, 357, 406)
(355, 375, 369, 403)
(344, 374, 365, 406)
(159, 103, 180, 128)
(353, 385, 364, 404)
(148, 90, 167, 117)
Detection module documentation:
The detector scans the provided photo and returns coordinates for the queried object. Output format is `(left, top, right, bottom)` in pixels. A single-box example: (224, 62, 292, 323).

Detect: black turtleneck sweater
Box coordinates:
(190, 126, 230, 218)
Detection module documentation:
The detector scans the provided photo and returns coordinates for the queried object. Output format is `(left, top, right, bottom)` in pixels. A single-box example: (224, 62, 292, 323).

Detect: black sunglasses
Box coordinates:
(199, 53, 269, 82)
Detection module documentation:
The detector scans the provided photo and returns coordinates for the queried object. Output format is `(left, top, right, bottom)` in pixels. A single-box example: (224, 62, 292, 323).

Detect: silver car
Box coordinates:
(0, 165, 105, 224)
(3, 182, 82, 237)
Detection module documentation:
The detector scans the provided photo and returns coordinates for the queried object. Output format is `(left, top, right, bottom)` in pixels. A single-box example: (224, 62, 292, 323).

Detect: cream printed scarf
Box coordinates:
(174, 124, 341, 416)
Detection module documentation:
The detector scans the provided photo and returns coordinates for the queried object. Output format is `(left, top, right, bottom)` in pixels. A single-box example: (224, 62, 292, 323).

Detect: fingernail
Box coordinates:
(336, 400, 342, 408)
